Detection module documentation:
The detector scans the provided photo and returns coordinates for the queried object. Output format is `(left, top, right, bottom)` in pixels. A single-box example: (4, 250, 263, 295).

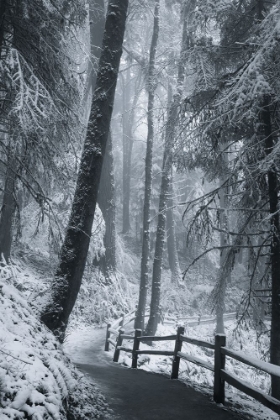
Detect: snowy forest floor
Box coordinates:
(5, 239, 278, 420)
(64, 326, 243, 420)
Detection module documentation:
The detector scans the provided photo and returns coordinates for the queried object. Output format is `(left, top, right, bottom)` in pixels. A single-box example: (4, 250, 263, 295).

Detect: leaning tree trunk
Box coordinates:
(262, 96, 280, 398)
(145, 1, 190, 336)
(40, 0, 128, 342)
(97, 130, 116, 278)
(134, 0, 160, 330)
(86, 0, 117, 278)
(0, 151, 17, 262)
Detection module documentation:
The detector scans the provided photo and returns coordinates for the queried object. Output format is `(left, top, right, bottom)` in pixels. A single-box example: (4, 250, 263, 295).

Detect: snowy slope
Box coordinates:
(0, 265, 111, 420)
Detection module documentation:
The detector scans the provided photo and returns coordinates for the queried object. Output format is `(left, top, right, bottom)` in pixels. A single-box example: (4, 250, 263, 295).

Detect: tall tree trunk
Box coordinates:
(122, 66, 133, 234)
(165, 81, 181, 285)
(166, 176, 181, 284)
(262, 96, 280, 397)
(145, 1, 191, 336)
(40, 0, 128, 342)
(98, 130, 116, 277)
(145, 101, 177, 336)
(0, 151, 17, 262)
(134, 0, 160, 330)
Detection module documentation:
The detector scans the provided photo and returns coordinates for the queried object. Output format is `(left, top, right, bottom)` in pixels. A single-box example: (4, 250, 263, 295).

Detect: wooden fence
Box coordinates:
(105, 320, 280, 415)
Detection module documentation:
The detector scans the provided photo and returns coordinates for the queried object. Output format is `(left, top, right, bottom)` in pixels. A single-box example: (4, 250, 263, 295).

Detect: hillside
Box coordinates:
(0, 259, 111, 419)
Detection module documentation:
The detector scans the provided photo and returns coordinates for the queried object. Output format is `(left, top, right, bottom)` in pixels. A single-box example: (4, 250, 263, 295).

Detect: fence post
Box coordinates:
(214, 334, 226, 404)
(104, 323, 111, 351)
(113, 328, 124, 362)
(132, 329, 142, 368)
(119, 313, 125, 327)
(171, 326, 185, 379)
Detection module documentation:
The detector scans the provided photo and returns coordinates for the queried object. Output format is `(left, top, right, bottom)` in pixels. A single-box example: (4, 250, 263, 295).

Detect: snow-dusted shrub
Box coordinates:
(69, 268, 135, 327)
(0, 266, 110, 419)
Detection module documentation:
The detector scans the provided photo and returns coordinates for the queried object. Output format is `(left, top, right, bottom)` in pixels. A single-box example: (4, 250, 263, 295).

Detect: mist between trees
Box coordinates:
(1, 0, 280, 401)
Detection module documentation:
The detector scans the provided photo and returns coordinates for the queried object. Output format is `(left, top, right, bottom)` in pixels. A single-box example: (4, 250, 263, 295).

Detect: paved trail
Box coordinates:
(66, 327, 240, 420)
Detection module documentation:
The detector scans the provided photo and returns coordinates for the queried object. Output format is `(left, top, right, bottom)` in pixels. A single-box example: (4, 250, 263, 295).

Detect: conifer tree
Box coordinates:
(180, 0, 280, 395)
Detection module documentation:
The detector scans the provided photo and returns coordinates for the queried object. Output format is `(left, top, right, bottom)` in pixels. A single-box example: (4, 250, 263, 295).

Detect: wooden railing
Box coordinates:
(105, 324, 280, 415)
(104, 310, 236, 352)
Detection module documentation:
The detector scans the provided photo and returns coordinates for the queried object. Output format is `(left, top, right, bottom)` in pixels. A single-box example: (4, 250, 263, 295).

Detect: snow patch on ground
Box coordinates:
(64, 325, 104, 365)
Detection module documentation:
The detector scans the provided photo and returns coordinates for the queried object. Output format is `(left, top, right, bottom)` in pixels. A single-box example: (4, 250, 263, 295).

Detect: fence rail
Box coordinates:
(105, 320, 280, 415)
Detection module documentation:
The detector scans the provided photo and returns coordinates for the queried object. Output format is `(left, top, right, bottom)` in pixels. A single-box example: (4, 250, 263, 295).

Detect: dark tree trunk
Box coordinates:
(134, 0, 160, 330)
(262, 96, 280, 397)
(98, 130, 116, 277)
(166, 177, 181, 284)
(0, 152, 17, 262)
(40, 0, 128, 342)
(145, 2, 190, 336)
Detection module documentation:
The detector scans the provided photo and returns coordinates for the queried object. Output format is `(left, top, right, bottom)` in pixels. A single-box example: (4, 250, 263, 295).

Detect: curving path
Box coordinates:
(65, 327, 240, 420)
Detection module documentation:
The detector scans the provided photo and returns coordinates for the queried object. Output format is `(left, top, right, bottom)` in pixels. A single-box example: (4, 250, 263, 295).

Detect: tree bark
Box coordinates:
(134, 0, 160, 330)
(262, 96, 280, 398)
(40, 0, 128, 342)
(0, 151, 17, 262)
(98, 130, 116, 277)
